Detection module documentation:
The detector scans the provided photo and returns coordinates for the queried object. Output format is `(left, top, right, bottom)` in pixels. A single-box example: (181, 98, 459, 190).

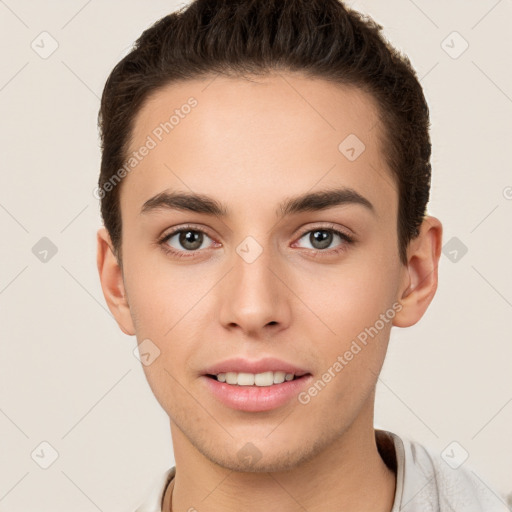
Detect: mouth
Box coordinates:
(200, 357, 313, 411)
(205, 371, 309, 386)
(201, 371, 314, 412)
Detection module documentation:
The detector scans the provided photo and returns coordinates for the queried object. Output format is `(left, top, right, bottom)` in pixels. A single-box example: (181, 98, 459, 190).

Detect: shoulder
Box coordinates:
(134, 467, 176, 512)
(381, 430, 507, 512)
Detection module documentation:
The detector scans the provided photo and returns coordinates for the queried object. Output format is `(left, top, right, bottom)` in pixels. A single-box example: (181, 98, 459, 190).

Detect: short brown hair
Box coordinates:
(97, 0, 431, 267)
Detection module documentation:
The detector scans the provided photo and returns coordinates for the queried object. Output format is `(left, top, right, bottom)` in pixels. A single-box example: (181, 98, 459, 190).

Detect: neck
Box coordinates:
(164, 405, 396, 512)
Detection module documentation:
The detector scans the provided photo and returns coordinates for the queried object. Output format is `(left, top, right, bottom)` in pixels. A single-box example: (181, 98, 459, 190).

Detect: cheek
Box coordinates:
(295, 264, 397, 340)
(291, 256, 398, 398)
(123, 250, 202, 337)
(137, 330, 192, 415)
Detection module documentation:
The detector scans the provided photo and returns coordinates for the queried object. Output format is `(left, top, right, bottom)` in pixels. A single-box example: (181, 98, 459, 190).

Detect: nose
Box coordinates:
(217, 237, 292, 337)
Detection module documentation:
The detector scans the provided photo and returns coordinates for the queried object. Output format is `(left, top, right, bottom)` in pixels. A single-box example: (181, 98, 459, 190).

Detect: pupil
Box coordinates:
(180, 230, 202, 250)
(311, 230, 331, 250)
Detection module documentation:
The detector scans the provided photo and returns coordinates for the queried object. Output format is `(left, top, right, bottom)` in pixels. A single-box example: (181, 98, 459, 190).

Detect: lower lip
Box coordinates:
(201, 375, 313, 412)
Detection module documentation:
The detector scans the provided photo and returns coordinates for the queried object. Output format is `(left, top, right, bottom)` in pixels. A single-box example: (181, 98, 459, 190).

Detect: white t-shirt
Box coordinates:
(134, 429, 507, 511)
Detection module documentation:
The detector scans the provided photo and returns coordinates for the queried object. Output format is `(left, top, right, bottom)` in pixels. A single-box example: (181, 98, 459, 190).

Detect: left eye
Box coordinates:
(295, 228, 352, 251)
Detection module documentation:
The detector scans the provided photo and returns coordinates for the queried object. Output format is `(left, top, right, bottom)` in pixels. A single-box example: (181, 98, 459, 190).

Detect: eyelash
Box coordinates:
(157, 223, 355, 260)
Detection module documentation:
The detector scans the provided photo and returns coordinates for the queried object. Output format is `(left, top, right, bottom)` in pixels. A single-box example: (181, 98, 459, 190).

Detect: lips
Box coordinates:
(200, 357, 313, 411)
(201, 356, 310, 377)
(202, 372, 314, 412)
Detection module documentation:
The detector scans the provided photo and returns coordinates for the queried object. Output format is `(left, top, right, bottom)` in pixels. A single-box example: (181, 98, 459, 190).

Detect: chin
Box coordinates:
(201, 435, 325, 474)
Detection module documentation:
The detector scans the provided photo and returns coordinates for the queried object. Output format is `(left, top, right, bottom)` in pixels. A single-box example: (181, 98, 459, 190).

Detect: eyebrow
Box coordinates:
(140, 187, 376, 219)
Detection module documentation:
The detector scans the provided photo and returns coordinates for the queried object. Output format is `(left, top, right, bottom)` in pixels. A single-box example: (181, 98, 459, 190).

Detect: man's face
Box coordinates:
(115, 73, 408, 471)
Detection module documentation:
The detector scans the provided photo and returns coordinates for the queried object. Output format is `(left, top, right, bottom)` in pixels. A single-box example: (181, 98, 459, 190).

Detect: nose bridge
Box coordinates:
(218, 233, 290, 333)
(233, 234, 279, 308)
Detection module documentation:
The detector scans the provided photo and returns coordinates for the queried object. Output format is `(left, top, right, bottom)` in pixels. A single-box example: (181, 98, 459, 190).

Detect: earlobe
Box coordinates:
(96, 227, 136, 336)
(392, 216, 443, 328)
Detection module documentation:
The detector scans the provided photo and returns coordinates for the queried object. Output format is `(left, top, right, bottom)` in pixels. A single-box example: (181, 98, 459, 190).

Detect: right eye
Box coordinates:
(158, 226, 217, 259)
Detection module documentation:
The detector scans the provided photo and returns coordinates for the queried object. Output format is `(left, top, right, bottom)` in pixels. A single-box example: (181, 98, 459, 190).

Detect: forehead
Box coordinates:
(121, 72, 397, 224)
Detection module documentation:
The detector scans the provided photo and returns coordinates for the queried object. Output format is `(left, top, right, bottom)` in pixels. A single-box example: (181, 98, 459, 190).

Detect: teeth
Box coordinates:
(275, 371, 287, 383)
(215, 371, 297, 386)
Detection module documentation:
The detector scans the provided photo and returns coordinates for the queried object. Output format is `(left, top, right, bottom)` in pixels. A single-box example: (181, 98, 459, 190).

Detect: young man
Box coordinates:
(95, 1, 505, 510)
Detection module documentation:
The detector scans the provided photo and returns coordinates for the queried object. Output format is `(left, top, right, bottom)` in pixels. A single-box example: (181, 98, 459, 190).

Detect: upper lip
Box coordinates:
(202, 357, 310, 377)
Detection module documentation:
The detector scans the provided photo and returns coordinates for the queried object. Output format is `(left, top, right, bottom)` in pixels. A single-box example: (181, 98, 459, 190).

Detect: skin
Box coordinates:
(97, 72, 442, 512)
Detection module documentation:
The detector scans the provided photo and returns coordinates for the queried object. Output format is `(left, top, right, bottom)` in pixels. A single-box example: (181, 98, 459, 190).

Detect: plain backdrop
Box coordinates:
(0, 0, 511, 510)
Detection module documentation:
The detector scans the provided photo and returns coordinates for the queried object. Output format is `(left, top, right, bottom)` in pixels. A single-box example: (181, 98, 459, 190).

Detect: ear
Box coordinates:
(96, 227, 136, 336)
(393, 215, 443, 328)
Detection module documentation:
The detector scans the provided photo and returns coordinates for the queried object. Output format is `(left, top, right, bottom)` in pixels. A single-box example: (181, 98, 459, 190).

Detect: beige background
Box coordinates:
(0, 0, 511, 510)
